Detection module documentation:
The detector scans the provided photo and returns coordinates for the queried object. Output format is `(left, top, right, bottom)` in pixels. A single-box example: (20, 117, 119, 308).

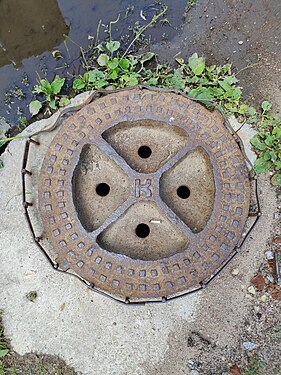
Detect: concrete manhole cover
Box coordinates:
(27, 88, 252, 303)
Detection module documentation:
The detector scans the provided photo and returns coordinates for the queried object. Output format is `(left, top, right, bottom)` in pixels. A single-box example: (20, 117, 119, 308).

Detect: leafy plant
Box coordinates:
(250, 101, 281, 186)
(243, 356, 266, 375)
(0, 326, 9, 358)
(26, 291, 38, 302)
(29, 75, 70, 116)
(36, 359, 47, 375)
(73, 41, 142, 91)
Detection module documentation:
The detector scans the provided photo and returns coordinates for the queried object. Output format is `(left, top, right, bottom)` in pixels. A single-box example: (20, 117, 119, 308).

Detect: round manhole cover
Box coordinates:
(38, 88, 250, 302)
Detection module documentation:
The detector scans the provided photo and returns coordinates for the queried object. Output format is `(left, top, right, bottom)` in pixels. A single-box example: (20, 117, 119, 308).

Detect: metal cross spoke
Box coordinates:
(90, 197, 136, 239)
(156, 142, 198, 176)
(153, 194, 197, 241)
(95, 137, 138, 178)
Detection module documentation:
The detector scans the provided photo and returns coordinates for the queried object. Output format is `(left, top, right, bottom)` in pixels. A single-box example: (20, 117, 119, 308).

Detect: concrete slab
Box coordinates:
(0, 118, 9, 138)
(228, 116, 258, 167)
(0, 93, 277, 375)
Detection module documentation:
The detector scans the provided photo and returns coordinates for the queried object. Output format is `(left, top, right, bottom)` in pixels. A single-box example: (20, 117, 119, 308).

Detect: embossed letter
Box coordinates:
(135, 179, 152, 198)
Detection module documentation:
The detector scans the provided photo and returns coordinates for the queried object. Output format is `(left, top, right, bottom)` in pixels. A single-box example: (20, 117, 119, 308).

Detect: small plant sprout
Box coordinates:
(29, 75, 70, 116)
(250, 101, 281, 186)
(26, 291, 38, 302)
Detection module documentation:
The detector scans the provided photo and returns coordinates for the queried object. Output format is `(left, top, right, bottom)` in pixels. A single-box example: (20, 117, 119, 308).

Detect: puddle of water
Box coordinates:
(0, 0, 188, 126)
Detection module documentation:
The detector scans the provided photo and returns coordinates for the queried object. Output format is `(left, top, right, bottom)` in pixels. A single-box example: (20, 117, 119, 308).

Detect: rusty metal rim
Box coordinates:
(21, 86, 262, 305)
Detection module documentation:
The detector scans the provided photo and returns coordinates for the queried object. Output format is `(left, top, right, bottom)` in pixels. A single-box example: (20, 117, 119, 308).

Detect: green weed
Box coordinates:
(0, 326, 9, 359)
(243, 356, 266, 375)
(36, 359, 47, 375)
(250, 102, 281, 186)
(29, 75, 70, 116)
(26, 291, 38, 302)
(272, 325, 281, 342)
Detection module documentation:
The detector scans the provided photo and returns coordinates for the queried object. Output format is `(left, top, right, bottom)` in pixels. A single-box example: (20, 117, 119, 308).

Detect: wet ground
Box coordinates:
(0, 0, 187, 125)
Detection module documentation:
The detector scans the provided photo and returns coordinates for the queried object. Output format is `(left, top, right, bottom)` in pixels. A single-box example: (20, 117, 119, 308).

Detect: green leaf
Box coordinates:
(108, 58, 119, 70)
(238, 104, 248, 115)
(270, 151, 277, 162)
(36, 79, 52, 95)
(188, 53, 205, 76)
(95, 80, 108, 89)
(88, 69, 105, 83)
(271, 173, 281, 186)
(206, 64, 216, 73)
(146, 77, 158, 86)
(164, 70, 185, 89)
(127, 55, 138, 66)
(109, 69, 118, 80)
(96, 43, 106, 52)
(29, 100, 42, 116)
(218, 79, 232, 92)
(140, 52, 155, 65)
(0, 349, 9, 357)
(59, 97, 70, 107)
(73, 79, 85, 90)
(188, 87, 215, 100)
(83, 73, 89, 83)
(253, 158, 271, 174)
(224, 75, 238, 85)
(250, 136, 266, 151)
(33, 85, 44, 95)
(122, 74, 138, 86)
(261, 100, 272, 113)
(263, 152, 271, 161)
(231, 87, 242, 100)
(106, 41, 120, 54)
(265, 135, 273, 147)
(275, 161, 281, 170)
(247, 107, 257, 116)
(97, 53, 109, 67)
(272, 126, 281, 138)
(49, 99, 57, 110)
(239, 104, 257, 118)
(186, 76, 199, 84)
(119, 58, 130, 71)
(128, 76, 138, 86)
(51, 76, 65, 95)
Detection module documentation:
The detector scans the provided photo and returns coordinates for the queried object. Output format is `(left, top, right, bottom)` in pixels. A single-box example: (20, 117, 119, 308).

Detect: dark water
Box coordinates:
(0, 0, 187, 126)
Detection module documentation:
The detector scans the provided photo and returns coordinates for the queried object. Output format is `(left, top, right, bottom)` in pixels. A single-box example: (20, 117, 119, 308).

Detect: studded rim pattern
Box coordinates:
(38, 89, 251, 301)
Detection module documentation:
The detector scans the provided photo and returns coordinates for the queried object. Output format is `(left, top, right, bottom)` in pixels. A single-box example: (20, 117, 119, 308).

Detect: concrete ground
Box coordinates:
(1, 1, 281, 374)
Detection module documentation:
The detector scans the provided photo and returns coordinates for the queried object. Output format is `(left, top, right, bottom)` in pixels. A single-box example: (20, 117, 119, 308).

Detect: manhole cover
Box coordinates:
(36, 88, 251, 302)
